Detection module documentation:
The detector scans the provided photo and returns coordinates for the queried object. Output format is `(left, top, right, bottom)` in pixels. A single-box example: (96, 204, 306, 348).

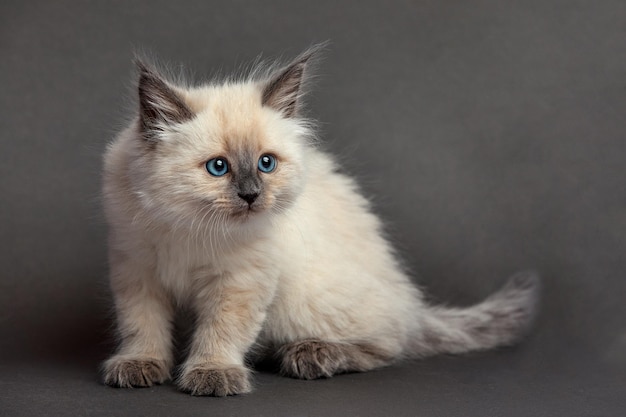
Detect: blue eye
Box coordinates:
(258, 154, 276, 173)
(206, 157, 229, 176)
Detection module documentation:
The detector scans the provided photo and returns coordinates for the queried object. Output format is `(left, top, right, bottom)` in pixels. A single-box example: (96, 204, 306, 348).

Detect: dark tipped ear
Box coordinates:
(261, 45, 323, 118)
(135, 60, 194, 138)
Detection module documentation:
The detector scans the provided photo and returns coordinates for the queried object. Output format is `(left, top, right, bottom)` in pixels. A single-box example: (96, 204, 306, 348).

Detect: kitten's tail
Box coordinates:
(410, 271, 541, 357)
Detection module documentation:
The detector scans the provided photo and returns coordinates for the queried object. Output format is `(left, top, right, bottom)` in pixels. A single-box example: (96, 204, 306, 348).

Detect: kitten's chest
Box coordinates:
(154, 233, 215, 298)
(151, 229, 271, 299)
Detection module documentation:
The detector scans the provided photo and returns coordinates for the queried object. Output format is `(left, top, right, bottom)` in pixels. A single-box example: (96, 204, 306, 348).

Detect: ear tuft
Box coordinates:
(135, 59, 194, 139)
(261, 43, 326, 118)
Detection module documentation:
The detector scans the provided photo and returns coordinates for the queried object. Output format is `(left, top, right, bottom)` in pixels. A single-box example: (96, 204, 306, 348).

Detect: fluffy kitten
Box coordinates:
(101, 45, 540, 396)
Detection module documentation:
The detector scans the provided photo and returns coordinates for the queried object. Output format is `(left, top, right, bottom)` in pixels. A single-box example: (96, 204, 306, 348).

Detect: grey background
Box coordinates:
(1, 0, 625, 415)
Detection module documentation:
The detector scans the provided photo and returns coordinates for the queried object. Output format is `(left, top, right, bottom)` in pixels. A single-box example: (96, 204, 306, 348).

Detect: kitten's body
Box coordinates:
(102, 47, 539, 396)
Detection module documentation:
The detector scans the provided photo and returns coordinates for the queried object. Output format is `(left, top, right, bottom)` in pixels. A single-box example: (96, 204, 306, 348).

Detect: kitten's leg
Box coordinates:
(102, 255, 174, 388)
(277, 339, 395, 380)
(177, 271, 276, 396)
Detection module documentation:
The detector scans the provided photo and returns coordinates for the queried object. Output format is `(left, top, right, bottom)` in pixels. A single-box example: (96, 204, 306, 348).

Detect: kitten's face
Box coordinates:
(129, 51, 317, 231)
(136, 83, 309, 228)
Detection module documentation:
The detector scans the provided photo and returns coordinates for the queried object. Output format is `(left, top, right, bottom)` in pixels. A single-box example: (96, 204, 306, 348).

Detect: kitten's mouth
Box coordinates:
(232, 204, 260, 219)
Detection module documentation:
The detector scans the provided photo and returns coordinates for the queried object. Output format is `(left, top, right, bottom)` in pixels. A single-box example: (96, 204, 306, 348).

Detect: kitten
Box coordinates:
(101, 45, 540, 396)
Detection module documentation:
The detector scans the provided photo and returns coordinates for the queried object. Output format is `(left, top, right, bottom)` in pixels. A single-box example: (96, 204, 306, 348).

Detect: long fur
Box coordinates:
(101, 45, 540, 396)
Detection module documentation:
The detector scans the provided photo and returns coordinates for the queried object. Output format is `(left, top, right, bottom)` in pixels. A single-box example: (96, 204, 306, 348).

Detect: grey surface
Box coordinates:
(1, 0, 625, 416)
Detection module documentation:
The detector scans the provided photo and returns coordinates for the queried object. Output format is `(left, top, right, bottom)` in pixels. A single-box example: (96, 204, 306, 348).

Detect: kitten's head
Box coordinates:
(128, 47, 321, 230)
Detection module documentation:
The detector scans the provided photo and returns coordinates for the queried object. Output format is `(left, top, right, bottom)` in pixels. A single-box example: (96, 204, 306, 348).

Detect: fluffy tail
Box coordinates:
(411, 271, 541, 357)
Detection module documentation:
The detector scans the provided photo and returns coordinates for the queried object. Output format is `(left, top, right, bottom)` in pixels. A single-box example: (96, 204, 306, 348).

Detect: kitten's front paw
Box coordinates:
(278, 339, 344, 379)
(102, 356, 170, 388)
(177, 365, 251, 396)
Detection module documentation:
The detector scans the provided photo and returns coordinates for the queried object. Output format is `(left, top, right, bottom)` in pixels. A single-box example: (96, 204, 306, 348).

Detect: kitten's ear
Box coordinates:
(135, 60, 194, 138)
(261, 45, 324, 118)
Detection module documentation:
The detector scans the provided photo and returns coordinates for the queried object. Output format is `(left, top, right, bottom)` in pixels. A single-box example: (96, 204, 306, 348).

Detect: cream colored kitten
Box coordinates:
(102, 45, 539, 396)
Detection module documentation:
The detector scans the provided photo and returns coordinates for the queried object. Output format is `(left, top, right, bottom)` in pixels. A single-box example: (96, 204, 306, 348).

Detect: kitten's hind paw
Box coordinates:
(278, 339, 345, 380)
(102, 356, 170, 388)
(177, 365, 252, 396)
(278, 339, 393, 379)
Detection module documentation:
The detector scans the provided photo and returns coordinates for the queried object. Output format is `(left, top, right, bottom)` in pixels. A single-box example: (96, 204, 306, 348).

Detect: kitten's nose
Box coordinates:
(238, 192, 259, 205)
